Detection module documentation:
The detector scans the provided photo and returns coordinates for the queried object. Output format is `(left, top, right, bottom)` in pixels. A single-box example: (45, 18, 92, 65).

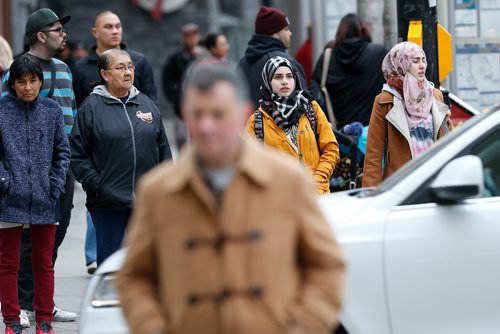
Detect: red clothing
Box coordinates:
(0, 225, 56, 324)
(294, 37, 313, 85)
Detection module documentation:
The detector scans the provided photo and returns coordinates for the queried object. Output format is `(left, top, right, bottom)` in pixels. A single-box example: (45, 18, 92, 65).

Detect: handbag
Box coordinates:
(320, 48, 337, 129)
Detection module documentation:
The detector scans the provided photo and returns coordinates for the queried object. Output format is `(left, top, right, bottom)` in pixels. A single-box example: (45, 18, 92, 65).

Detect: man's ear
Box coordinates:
(37, 32, 47, 44)
(91, 27, 98, 39)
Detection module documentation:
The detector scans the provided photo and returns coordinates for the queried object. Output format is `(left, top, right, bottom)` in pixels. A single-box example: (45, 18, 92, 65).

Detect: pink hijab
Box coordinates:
(382, 42, 434, 128)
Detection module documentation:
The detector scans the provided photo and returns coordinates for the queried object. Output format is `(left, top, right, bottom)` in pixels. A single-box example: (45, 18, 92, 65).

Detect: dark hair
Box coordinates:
(95, 49, 130, 87)
(203, 33, 223, 50)
(334, 13, 372, 48)
(64, 39, 75, 51)
(26, 33, 39, 48)
(94, 10, 118, 27)
(183, 62, 248, 103)
(7, 55, 44, 95)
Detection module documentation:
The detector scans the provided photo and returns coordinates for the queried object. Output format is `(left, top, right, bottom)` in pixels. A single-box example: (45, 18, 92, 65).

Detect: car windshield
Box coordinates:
(364, 109, 497, 197)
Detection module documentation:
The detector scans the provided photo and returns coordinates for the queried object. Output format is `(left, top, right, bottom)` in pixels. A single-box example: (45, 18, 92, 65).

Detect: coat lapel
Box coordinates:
(163, 146, 217, 217)
(385, 97, 414, 157)
(431, 100, 450, 140)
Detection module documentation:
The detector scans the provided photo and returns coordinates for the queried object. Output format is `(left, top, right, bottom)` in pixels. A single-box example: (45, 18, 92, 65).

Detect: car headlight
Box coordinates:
(91, 273, 120, 308)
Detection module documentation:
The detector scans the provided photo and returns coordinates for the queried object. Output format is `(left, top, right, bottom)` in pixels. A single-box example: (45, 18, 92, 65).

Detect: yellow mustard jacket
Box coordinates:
(246, 100, 339, 194)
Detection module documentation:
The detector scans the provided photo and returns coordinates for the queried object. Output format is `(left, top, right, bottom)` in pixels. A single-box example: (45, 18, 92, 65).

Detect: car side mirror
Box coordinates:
(430, 155, 484, 205)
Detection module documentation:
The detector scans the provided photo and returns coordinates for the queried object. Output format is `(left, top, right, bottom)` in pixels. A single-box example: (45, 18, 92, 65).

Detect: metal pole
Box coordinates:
(310, 0, 324, 64)
(207, 0, 220, 33)
(397, 0, 439, 85)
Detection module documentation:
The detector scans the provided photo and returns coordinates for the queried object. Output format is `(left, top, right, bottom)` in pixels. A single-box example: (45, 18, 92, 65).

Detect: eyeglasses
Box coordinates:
(111, 64, 135, 73)
(41, 27, 65, 36)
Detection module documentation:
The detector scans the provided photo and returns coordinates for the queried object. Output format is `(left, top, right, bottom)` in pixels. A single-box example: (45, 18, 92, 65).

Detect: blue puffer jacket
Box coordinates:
(0, 94, 70, 225)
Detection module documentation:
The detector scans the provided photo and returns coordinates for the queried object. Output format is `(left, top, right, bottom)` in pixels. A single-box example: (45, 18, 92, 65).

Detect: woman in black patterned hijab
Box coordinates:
(246, 56, 340, 195)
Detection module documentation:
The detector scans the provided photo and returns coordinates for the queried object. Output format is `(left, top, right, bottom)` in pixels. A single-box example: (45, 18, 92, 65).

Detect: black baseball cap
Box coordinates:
(25, 8, 71, 37)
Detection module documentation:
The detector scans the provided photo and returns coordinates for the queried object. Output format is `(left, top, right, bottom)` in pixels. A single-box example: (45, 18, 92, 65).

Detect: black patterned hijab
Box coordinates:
(259, 56, 311, 130)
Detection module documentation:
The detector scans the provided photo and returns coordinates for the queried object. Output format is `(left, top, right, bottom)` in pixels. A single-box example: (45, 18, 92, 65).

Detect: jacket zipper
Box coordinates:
(26, 104, 33, 223)
(122, 103, 137, 202)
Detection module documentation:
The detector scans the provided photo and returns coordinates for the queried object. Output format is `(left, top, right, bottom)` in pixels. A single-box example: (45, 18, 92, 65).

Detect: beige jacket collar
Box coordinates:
(164, 138, 272, 195)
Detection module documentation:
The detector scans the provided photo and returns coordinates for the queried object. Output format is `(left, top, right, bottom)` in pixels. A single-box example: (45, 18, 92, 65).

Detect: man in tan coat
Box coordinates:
(116, 63, 345, 334)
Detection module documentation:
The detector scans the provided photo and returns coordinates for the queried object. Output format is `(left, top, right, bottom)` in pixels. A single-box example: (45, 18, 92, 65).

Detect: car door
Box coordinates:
(383, 124, 500, 334)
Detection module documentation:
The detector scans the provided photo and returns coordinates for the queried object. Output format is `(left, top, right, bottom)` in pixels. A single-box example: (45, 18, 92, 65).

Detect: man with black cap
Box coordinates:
(162, 22, 201, 119)
(161, 22, 202, 148)
(0, 7, 78, 328)
(238, 5, 306, 108)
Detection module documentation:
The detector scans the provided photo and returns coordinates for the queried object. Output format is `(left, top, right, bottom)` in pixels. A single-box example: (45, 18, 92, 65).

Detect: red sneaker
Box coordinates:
(36, 322, 53, 334)
(5, 321, 23, 334)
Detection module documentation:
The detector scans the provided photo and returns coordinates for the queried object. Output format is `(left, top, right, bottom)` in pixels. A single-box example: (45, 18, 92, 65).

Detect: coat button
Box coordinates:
(249, 286, 264, 299)
(249, 229, 262, 241)
(187, 294, 199, 305)
(185, 239, 197, 250)
(215, 288, 231, 303)
(213, 234, 227, 251)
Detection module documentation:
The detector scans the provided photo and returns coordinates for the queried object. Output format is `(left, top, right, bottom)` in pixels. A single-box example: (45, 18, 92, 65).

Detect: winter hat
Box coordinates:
(255, 6, 290, 35)
(25, 8, 71, 37)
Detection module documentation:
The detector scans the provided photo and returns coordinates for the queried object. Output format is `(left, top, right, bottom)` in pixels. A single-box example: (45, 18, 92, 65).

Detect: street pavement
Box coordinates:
(1, 183, 89, 333)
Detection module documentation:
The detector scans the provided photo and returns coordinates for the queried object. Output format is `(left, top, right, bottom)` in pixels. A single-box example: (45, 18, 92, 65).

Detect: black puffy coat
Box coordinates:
(312, 38, 388, 128)
(70, 86, 171, 211)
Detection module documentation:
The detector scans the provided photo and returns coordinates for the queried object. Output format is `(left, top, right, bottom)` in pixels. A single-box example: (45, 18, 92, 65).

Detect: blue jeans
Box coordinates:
(89, 208, 131, 266)
(85, 211, 97, 265)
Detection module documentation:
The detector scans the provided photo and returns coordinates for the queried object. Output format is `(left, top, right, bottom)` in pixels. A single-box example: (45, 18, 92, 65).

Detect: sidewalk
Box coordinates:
(1, 184, 89, 333)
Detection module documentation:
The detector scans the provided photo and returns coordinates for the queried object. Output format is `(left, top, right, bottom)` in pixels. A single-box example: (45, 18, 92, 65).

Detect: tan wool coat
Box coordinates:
(362, 88, 452, 188)
(116, 139, 346, 334)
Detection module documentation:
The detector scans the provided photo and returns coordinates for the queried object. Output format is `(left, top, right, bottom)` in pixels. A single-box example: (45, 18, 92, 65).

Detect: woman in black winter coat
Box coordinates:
(311, 13, 388, 128)
(70, 49, 172, 266)
(0, 55, 70, 334)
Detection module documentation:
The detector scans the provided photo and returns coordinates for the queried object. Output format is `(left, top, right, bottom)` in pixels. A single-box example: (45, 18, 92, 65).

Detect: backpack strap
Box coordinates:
(320, 48, 337, 129)
(46, 59, 57, 99)
(304, 103, 322, 153)
(254, 110, 264, 142)
(305, 104, 318, 136)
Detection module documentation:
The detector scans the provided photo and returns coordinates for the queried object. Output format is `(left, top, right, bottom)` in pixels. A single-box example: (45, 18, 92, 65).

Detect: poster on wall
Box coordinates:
(455, 0, 478, 37)
(480, 0, 500, 37)
(456, 43, 500, 110)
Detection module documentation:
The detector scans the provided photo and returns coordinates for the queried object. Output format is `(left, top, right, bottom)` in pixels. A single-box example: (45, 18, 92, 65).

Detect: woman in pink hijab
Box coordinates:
(362, 41, 452, 187)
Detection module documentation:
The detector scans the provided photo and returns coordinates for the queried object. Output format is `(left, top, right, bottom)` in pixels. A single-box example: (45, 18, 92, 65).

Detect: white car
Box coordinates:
(319, 106, 500, 334)
(79, 249, 129, 334)
(80, 107, 500, 334)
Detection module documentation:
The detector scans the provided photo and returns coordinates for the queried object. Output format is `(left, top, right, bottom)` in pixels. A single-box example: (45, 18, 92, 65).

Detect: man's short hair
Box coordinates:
(93, 10, 119, 27)
(183, 62, 249, 103)
(181, 23, 199, 35)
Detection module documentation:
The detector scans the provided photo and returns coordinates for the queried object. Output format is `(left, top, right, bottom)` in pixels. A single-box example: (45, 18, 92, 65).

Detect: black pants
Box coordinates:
(18, 170, 75, 311)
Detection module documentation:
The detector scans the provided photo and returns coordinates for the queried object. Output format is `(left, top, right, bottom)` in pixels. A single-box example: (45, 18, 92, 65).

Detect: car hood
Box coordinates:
(95, 248, 126, 275)
(319, 188, 375, 227)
